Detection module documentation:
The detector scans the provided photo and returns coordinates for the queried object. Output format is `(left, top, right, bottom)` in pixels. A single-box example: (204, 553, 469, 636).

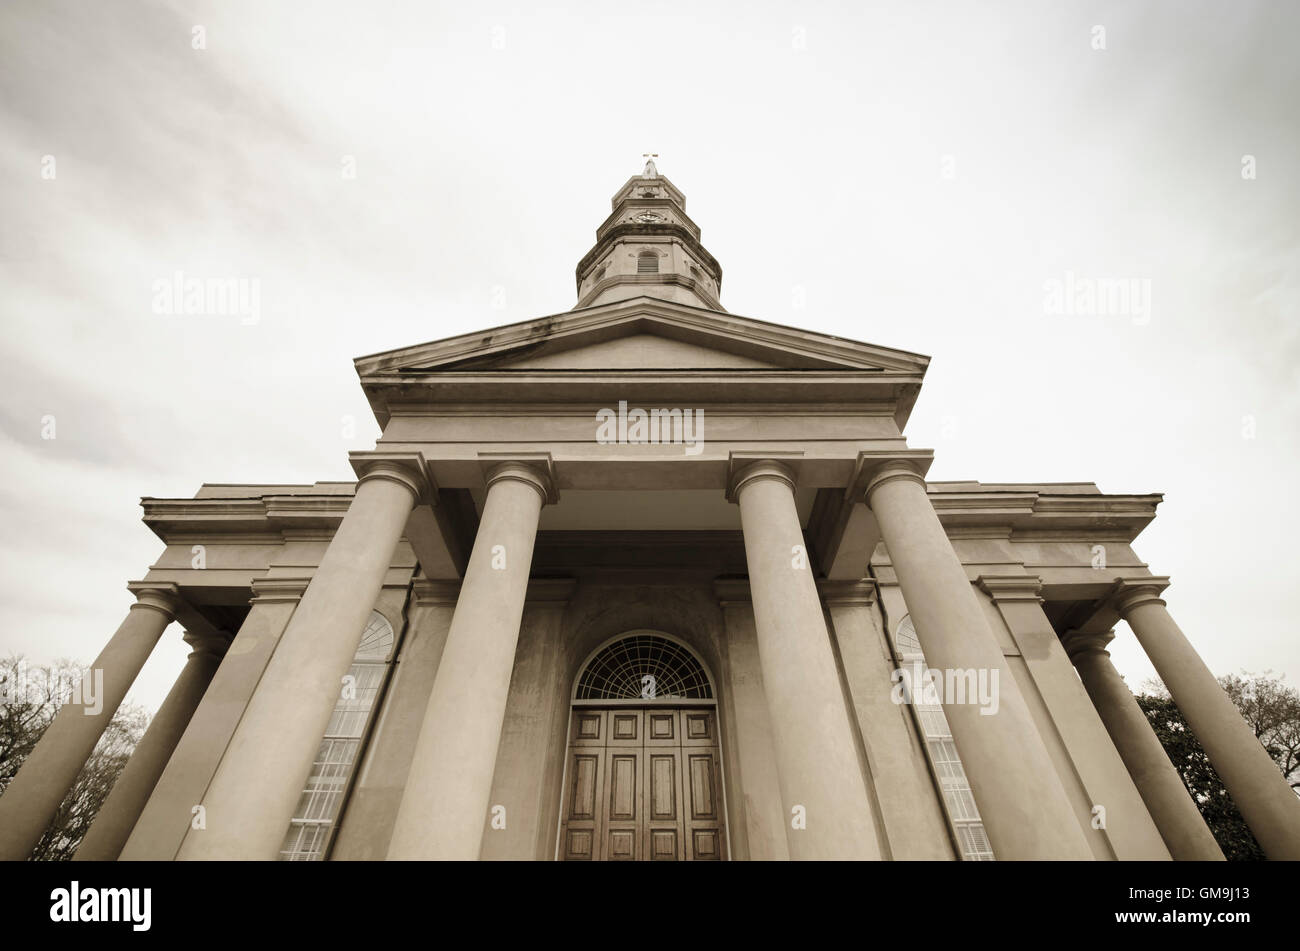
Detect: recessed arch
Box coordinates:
(558, 630, 728, 860)
(572, 630, 716, 702)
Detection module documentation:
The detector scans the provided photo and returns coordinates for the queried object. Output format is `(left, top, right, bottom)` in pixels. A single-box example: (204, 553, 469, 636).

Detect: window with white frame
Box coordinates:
(279, 610, 395, 861)
(893, 614, 995, 861)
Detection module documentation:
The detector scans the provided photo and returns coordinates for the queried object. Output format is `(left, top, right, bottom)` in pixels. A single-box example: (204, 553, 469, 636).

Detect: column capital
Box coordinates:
(1060, 629, 1116, 663)
(181, 631, 232, 661)
(1109, 576, 1171, 618)
(349, 450, 433, 504)
(249, 577, 311, 604)
(976, 574, 1043, 604)
(850, 450, 935, 505)
(726, 455, 799, 502)
(125, 582, 183, 621)
(479, 452, 558, 504)
(817, 579, 879, 606)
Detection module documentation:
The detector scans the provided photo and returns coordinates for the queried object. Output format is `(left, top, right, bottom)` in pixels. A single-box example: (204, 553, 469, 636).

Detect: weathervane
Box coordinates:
(642, 153, 659, 178)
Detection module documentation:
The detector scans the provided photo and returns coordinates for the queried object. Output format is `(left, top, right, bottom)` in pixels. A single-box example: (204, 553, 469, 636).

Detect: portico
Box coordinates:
(4, 165, 1297, 862)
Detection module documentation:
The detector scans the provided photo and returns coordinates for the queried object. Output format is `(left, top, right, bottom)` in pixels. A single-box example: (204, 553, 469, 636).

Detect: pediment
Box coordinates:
(499, 334, 780, 370)
(355, 297, 929, 376)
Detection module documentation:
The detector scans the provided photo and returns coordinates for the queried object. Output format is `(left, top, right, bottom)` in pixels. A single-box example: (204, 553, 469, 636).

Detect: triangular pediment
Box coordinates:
(498, 334, 781, 370)
(355, 297, 929, 376)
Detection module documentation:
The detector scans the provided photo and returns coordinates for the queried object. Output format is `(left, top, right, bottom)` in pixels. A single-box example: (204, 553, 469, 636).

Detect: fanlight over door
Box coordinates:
(574, 632, 713, 702)
(561, 633, 727, 860)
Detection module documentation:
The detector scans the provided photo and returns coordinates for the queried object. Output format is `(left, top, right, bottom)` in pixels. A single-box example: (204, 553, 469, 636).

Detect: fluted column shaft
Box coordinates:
(177, 462, 421, 859)
(864, 461, 1092, 859)
(74, 633, 227, 861)
(387, 462, 550, 860)
(0, 584, 180, 860)
(1118, 585, 1300, 860)
(732, 461, 881, 860)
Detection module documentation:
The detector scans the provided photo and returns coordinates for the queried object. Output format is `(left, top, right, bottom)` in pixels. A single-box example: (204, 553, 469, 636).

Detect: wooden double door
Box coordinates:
(561, 706, 727, 861)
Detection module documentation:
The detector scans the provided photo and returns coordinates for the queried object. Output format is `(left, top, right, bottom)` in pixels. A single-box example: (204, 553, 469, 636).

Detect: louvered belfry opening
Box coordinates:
(575, 633, 712, 701)
(637, 251, 659, 274)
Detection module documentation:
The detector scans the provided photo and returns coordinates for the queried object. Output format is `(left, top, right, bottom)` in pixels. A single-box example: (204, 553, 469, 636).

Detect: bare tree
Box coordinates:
(0, 654, 149, 860)
(1217, 671, 1300, 790)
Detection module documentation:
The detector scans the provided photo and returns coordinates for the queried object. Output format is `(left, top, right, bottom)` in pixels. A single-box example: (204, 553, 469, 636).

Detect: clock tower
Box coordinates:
(574, 159, 724, 311)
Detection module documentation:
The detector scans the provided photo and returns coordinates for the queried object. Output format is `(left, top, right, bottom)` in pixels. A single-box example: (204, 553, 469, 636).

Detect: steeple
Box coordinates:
(574, 159, 724, 311)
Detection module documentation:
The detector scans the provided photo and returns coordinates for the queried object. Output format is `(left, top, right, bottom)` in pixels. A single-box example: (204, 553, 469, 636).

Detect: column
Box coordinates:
(74, 632, 228, 861)
(119, 579, 306, 860)
(863, 460, 1092, 859)
(731, 460, 881, 859)
(713, 582, 790, 860)
(325, 579, 459, 860)
(1116, 582, 1300, 860)
(820, 580, 954, 859)
(479, 579, 576, 861)
(177, 456, 424, 859)
(1061, 630, 1224, 861)
(387, 461, 551, 860)
(0, 583, 181, 861)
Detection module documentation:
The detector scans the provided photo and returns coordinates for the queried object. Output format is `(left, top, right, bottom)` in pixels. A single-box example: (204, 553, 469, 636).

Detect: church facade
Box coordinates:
(4, 165, 1299, 862)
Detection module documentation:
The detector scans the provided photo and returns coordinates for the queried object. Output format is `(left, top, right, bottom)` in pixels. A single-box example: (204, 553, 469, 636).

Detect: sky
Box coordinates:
(1, 0, 1297, 717)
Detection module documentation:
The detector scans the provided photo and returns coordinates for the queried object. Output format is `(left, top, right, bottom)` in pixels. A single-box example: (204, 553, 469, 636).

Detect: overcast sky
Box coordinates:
(1, 0, 1296, 716)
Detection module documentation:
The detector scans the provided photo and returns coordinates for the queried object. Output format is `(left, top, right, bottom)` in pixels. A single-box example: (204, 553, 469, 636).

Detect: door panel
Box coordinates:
(561, 706, 726, 861)
(604, 750, 641, 860)
(561, 750, 604, 861)
(645, 748, 685, 860)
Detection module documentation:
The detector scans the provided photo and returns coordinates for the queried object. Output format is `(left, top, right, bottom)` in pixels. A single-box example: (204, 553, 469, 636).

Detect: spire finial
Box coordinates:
(641, 153, 659, 178)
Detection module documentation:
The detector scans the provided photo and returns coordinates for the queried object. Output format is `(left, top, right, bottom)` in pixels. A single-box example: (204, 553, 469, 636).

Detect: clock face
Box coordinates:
(635, 211, 664, 224)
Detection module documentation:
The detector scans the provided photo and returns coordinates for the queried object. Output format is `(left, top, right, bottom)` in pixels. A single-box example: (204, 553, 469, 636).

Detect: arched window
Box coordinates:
(637, 251, 659, 274)
(593, 265, 606, 284)
(280, 610, 396, 861)
(893, 614, 994, 861)
(575, 633, 712, 701)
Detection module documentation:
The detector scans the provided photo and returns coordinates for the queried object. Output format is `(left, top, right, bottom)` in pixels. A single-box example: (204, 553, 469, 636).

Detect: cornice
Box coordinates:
(354, 297, 930, 377)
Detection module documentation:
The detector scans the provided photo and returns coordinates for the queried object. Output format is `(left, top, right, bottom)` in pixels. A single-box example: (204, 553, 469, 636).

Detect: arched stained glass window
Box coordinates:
(575, 633, 712, 701)
(280, 610, 395, 861)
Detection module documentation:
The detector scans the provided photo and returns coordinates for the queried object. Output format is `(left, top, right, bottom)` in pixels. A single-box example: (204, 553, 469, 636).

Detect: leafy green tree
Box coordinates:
(0, 654, 149, 860)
